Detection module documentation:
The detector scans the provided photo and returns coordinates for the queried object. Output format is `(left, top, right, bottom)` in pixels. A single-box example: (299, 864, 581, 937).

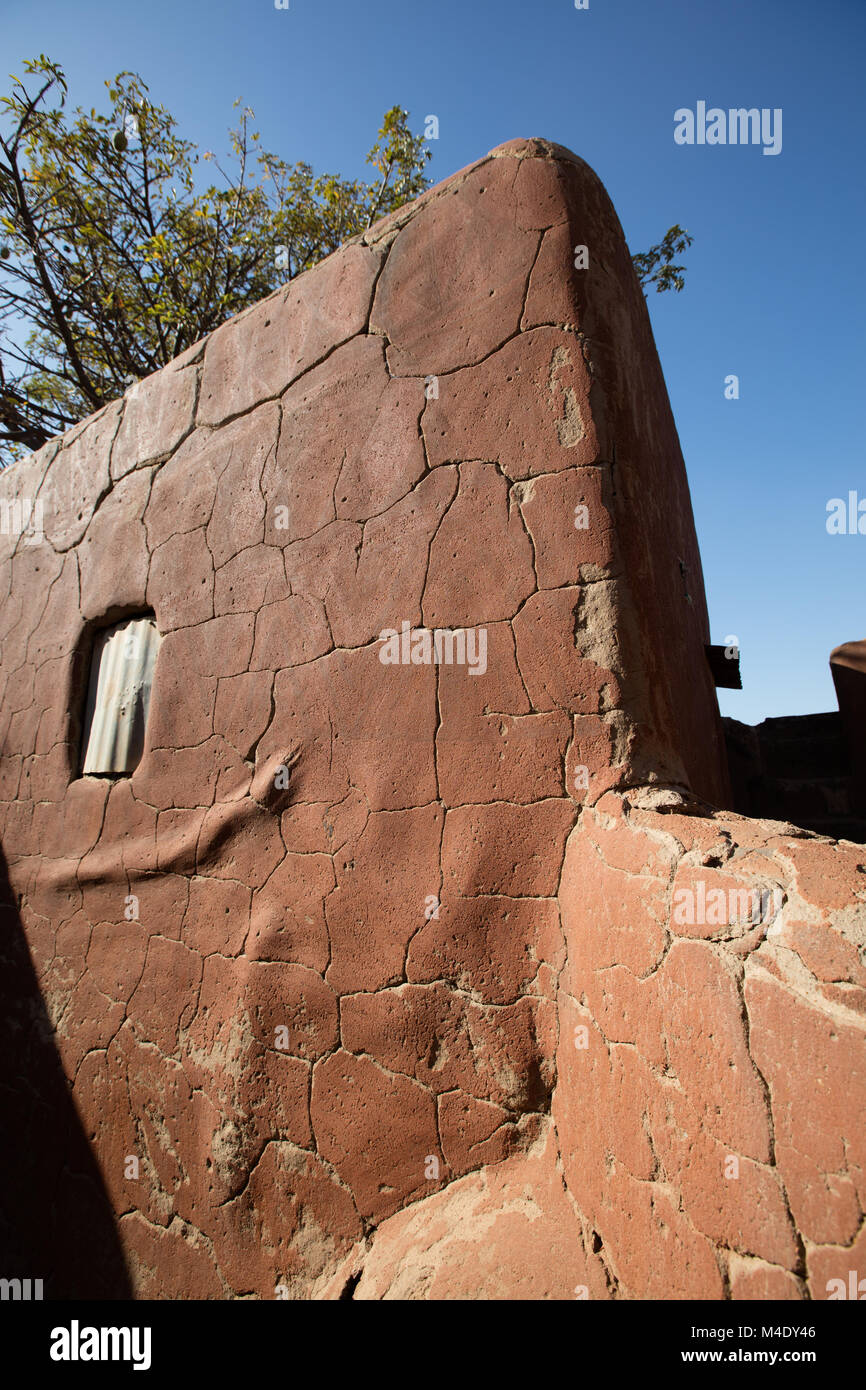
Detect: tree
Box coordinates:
(0, 58, 692, 466)
(0, 58, 431, 463)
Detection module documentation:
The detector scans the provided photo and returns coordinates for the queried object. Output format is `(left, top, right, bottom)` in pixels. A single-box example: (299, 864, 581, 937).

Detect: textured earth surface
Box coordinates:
(0, 139, 863, 1300)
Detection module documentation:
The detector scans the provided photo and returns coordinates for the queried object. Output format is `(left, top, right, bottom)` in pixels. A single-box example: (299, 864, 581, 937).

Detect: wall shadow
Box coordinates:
(0, 841, 133, 1299)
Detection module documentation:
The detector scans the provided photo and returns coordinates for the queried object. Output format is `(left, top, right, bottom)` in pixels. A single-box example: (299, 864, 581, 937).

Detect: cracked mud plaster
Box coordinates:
(0, 139, 863, 1301)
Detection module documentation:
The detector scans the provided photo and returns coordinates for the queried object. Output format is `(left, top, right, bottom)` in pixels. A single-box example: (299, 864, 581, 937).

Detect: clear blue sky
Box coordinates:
(4, 0, 864, 724)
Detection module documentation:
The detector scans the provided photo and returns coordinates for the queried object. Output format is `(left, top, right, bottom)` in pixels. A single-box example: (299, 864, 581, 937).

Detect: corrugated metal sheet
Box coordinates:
(80, 616, 161, 775)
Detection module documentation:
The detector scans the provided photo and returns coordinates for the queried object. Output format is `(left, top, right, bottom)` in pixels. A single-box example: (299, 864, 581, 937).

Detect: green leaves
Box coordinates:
(364, 105, 431, 227)
(632, 223, 695, 295)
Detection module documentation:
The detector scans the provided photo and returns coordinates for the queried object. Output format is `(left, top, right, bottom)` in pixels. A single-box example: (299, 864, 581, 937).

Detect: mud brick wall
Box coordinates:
(0, 139, 863, 1300)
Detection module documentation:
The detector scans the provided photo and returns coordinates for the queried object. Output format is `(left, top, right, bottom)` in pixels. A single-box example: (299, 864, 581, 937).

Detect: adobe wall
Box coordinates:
(0, 139, 862, 1300)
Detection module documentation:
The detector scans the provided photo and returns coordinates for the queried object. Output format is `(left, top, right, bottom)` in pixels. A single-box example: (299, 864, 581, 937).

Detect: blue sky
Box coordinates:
(4, 0, 864, 723)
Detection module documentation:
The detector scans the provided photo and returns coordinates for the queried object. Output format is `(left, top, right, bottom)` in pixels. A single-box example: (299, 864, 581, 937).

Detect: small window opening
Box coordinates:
(80, 614, 161, 776)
